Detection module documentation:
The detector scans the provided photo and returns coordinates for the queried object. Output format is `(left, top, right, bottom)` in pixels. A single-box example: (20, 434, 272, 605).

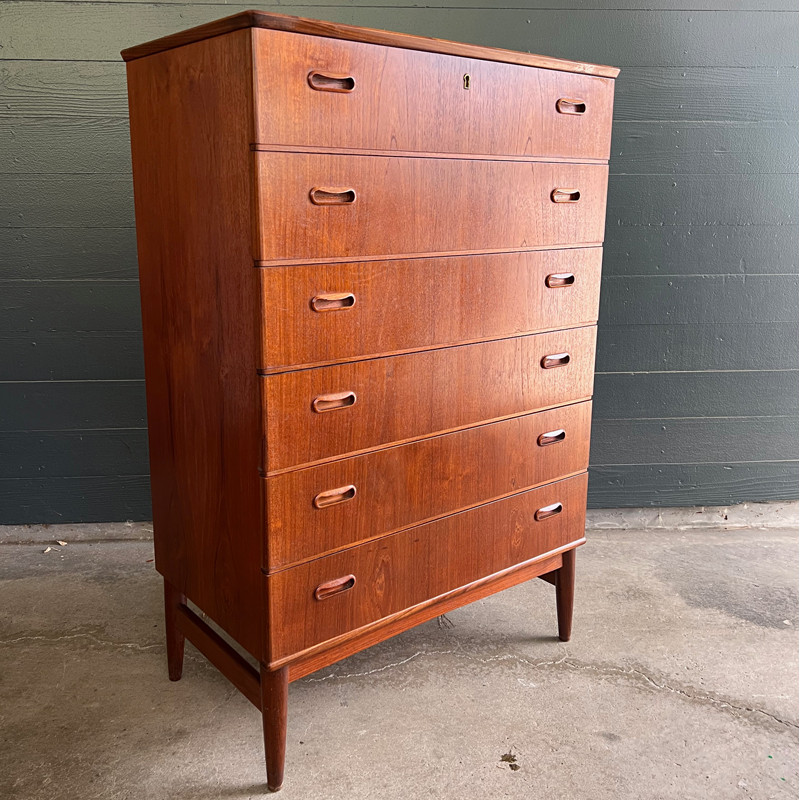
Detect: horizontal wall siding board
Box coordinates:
(588, 462, 799, 507)
(1, 175, 134, 228)
(596, 322, 799, 372)
(0, 381, 146, 432)
(4, 61, 795, 124)
(0, 62, 127, 118)
(1, 282, 141, 332)
(602, 225, 799, 277)
(0, 475, 151, 524)
(593, 370, 799, 419)
(610, 121, 799, 175)
(0, 115, 132, 175)
(607, 174, 798, 227)
(1, 5, 795, 67)
(614, 67, 798, 122)
(590, 417, 798, 465)
(1, 429, 148, 479)
(0, 228, 138, 280)
(6, 118, 797, 178)
(2, 332, 145, 381)
(600, 275, 799, 325)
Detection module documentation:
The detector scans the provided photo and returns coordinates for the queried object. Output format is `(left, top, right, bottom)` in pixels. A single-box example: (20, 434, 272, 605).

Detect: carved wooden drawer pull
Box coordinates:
(545, 273, 575, 288)
(538, 429, 566, 447)
(541, 352, 570, 369)
(313, 485, 357, 509)
(551, 188, 581, 203)
(314, 574, 356, 601)
(307, 71, 355, 93)
(312, 391, 357, 413)
(311, 292, 356, 312)
(556, 97, 586, 115)
(535, 502, 563, 522)
(310, 187, 357, 205)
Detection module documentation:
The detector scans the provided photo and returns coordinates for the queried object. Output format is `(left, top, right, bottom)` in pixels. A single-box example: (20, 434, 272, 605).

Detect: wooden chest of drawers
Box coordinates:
(123, 12, 617, 791)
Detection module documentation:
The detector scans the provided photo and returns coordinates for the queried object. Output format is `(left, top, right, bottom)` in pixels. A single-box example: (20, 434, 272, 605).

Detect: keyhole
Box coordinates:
(463, 73, 470, 90)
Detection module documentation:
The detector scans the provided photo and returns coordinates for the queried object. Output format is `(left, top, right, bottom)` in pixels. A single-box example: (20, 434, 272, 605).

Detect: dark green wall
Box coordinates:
(1, 0, 797, 522)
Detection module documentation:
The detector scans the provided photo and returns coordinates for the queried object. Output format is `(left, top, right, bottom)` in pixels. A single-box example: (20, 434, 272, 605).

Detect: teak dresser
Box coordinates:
(122, 12, 618, 791)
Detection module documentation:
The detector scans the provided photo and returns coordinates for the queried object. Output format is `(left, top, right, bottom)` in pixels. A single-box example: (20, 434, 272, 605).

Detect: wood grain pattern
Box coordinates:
(251, 28, 614, 159)
(264, 326, 597, 472)
(126, 30, 264, 658)
(120, 10, 619, 77)
(265, 473, 588, 663)
(286, 549, 567, 682)
(259, 248, 602, 371)
(265, 401, 592, 570)
(254, 154, 609, 263)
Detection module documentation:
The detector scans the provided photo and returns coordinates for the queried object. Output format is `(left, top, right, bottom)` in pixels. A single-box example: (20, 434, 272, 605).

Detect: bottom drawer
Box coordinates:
(266, 472, 588, 663)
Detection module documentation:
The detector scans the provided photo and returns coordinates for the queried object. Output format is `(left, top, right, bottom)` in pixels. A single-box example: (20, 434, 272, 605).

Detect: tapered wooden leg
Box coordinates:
(163, 579, 186, 681)
(555, 548, 576, 642)
(261, 665, 289, 792)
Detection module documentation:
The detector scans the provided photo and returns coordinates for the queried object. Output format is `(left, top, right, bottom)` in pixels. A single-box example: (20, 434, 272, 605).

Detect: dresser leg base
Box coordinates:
(261, 665, 289, 792)
(164, 578, 186, 681)
(555, 548, 576, 642)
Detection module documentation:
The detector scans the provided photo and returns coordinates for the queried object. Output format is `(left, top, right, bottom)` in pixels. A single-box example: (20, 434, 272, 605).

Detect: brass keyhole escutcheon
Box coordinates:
(463, 73, 470, 90)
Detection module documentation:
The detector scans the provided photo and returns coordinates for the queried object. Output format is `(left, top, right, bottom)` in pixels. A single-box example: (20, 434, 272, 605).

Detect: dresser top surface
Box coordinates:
(120, 10, 619, 78)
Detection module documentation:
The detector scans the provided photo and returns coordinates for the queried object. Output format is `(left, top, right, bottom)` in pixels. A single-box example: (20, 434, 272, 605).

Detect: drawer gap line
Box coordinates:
(254, 243, 606, 268)
(262, 398, 593, 476)
(263, 468, 589, 574)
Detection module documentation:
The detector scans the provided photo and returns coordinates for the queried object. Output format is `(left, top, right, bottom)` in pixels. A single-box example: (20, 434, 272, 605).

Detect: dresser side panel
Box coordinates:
(126, 30, 264, 659)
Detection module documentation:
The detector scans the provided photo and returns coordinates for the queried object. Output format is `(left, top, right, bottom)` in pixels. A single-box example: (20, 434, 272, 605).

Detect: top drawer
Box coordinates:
(252, 29, 615, 160)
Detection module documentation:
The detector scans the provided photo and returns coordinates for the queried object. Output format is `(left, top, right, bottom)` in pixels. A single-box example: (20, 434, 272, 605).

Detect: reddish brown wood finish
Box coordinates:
(124, 12, 616, 791)
(264, 326, 597, 471)
(287, 550, 566, 681)
(176, 604, 261, 708)
(126, 31, 264, 658)
(254, 154, 609, 263)
(164, 579, 186, 681)
(265, 473, 588, 662)
(261, 666, 289, 792)
(265, 401, 592, 570)
(259, 248, 602, 371)
(251, 29, 615, 160)
(555, 547, 577, 642)
(121, 10, 620, 78)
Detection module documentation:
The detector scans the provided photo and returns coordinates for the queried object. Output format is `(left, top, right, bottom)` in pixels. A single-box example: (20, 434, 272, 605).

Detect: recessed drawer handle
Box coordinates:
(312, 391, 357, 413)
(314, 574, 356, 601)
(538, 429, 566, 447)
(551, 188, 581, 203)
(535, 502, 563, 522)
(541, 353, 570, 369)
(307, 71, 355, 93)
(311, 292, 356, 312)
(556, 97, 586, 115)
(545, 273, 575, 288)
(313, 485, 357, 509)
(310, 187, 357, 206)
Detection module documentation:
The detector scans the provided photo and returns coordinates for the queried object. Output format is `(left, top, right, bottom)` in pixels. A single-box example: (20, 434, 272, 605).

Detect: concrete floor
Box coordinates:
(0, 520, 797, 800)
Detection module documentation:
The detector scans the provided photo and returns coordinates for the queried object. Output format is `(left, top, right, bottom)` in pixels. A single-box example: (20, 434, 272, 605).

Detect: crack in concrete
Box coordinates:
(303, 648, 798, 731)
(0, 633, 161, 651)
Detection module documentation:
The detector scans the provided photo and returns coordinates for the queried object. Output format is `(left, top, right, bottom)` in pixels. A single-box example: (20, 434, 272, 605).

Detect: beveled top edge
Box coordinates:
(120, 10, 620, 78)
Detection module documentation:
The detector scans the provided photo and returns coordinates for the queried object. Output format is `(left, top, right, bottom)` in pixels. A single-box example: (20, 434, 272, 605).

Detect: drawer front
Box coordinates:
(260, 248, 602, 370)
(254, 154, 608, 263)
(266, 473, 588, 662)
(266, 401, 591, 570)
(253, 29, 615, 160)
(264, 325, 596, 471)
